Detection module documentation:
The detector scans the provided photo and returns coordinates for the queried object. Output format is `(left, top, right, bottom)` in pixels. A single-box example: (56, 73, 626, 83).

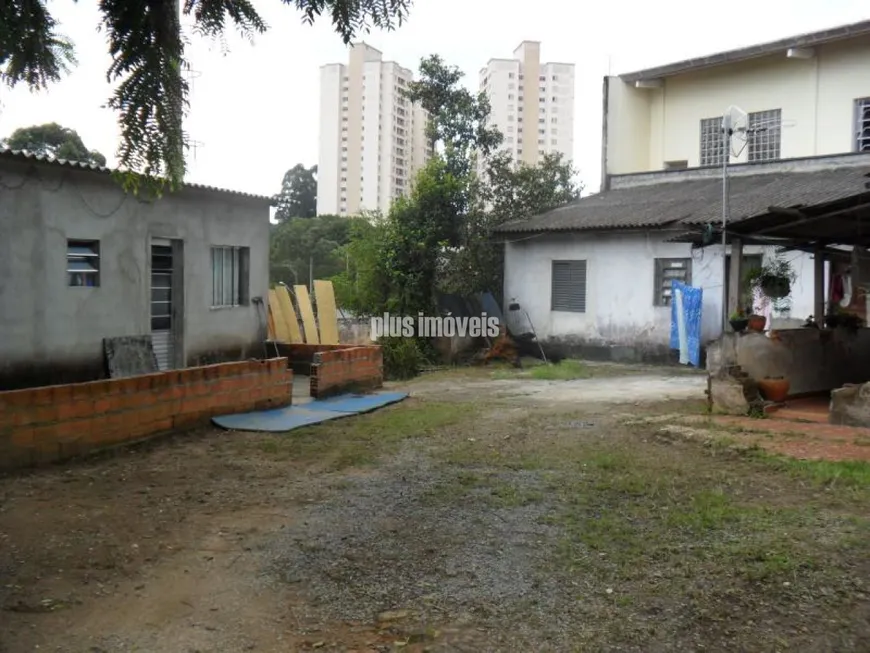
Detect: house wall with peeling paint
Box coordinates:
(503, 231, 816, 360)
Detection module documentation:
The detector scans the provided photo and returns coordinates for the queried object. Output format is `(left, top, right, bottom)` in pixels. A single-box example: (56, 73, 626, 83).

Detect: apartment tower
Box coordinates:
(317, 43, 431, 216)
(479, 41, 575, 168)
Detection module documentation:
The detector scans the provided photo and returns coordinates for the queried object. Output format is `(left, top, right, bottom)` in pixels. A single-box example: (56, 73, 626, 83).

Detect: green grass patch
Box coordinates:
(529, 360, 591, 381)
(764, 455, 870, 489)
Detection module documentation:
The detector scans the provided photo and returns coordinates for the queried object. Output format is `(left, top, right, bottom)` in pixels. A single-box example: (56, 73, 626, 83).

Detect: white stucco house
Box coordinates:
(496, 19, 870, 363)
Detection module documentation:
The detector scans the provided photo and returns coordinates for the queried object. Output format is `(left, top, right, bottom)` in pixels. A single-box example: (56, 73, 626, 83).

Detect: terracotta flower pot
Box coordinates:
(747, 314, 766, 332)
(757, 377, 790, 403)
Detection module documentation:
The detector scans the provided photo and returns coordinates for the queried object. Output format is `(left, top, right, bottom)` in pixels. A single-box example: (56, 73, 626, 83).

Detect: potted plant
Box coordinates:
(729, 308, 748, 333)
(746, 254, 797, 302)
(746, 255, 796, 300)
(747, 313, 767, 332)
(824, 303, 843, 329)
(757, 375, 790, 403)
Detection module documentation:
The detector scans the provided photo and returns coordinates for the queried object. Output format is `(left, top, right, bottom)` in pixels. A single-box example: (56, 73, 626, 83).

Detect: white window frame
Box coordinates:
(855, 97, 870, 152)
(67, 239, 100, 287)
(211, 246, 247, 308)
(699, 117, 725, 167)
(748, 109, 782, 162)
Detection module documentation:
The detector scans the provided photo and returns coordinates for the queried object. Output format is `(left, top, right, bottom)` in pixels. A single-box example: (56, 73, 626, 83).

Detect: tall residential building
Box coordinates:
(479, 41, 576, 169)
(317, 43, 431, 216)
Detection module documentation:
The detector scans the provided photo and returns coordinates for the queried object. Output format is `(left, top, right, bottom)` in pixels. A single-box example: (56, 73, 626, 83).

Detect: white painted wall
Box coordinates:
(606, 36, 870, 175)
(503, 232, 816, 347)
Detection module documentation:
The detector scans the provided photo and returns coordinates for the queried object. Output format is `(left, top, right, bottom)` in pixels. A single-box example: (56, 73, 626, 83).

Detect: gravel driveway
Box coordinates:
(2, 363, 868, 652)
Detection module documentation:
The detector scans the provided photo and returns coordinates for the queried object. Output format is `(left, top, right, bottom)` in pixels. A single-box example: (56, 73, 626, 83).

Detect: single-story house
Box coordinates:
(0, 148, 273, 390)
(494, 153, 870, 363)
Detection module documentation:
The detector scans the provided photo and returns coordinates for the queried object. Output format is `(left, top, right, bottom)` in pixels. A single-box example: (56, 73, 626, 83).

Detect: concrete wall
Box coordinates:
(0, 158, 270, 390)
(708, 329, 870, 396)
(605, 36, 870, 175)
(503, 231, 816, 358)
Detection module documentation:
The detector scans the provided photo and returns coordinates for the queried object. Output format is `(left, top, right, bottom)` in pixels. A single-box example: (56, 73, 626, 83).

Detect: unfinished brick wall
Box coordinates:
(278, 343, 383, 398)
(0, 358, 292, 471)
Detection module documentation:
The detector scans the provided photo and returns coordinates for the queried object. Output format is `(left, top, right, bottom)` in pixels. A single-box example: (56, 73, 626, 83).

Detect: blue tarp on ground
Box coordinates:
(211, 392, 409, 433)
(669, 280, 703, 367)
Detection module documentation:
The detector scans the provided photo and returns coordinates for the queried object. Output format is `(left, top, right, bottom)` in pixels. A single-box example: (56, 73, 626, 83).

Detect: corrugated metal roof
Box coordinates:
(495, 165, 870, 234)
(619, 20, 870, 83)
(0, 147, 275, 203)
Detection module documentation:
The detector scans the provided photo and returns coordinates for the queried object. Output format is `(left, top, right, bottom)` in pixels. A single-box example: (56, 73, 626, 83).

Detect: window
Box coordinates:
(67, 239, 100, 287)
(551, 260, 586, 312)
(654, 258, 692, 306)
(211, 246, 249, 307)
(664, 160, 688, 170)
(699, 117, 724, 167)
(748, 109, 781, 162)
(855, 98, 870, 152)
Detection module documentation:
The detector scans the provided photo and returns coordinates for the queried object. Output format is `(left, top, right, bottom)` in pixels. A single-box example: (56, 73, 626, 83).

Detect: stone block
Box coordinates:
(830, 383, 870, 427)
(710, 376, 750, 415)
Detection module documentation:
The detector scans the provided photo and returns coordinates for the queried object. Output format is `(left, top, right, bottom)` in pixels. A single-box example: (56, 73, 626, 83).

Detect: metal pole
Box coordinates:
(720, 115, 730, 335)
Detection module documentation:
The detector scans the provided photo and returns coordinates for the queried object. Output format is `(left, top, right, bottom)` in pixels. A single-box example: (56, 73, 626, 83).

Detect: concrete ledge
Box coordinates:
(542, 338, 706, 366)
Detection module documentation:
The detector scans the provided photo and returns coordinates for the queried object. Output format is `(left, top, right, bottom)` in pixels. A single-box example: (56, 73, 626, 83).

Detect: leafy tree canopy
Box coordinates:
(274, 164, 317, 221)
(334, 53, 583, 317)
(1, 0, 412, 194)
(4, 122, 107, 166)
(270, 213, 354, 290)
(402, 55, 502, 179)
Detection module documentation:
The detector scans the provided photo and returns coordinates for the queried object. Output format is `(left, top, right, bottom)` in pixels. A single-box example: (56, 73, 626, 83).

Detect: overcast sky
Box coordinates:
(1, 1, 868, 198)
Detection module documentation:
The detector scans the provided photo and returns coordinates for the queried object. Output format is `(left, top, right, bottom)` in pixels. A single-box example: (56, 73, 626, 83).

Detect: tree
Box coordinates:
(335, 53, 582, 320)
(440, 151, 582, 296)
(402, 55, 502, 181)
(269, 213, 352, 289)
(4, 122, 107, 166)
(274, 164, 317, 221)
(1, 0, 412, 193)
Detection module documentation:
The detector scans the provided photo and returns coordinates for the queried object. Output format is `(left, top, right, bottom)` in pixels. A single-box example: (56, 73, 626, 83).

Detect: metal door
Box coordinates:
(150, 240, 174, 370)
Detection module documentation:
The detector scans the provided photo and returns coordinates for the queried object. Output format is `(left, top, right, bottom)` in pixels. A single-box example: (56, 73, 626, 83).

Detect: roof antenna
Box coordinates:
(719, 106, 795, 332)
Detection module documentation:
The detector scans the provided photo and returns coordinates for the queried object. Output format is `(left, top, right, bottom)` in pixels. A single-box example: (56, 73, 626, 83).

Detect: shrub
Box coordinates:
(379, 336, 425, 380)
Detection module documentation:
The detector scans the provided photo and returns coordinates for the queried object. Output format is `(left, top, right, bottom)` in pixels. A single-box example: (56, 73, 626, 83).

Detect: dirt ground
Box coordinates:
(1, 361, 869, 652)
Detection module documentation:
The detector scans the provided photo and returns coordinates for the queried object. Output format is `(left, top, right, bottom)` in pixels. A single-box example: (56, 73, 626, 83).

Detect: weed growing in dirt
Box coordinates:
(757, 454, 870, 490)
(529, 360, 591, 381)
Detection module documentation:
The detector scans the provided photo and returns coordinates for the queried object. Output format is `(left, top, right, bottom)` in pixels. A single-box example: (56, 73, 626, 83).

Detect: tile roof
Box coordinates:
(495, 164, 870, 234)
(0, 147, 274, 203)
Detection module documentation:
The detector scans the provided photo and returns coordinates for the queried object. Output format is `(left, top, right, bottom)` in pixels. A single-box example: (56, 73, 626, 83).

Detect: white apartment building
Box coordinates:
(478, 41, 575, 169)
(317, 43, 431, 216)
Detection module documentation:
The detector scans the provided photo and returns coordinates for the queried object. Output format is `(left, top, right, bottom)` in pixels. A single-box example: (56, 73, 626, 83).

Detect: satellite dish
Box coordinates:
(723, 105, 749, 156)
(723, 104, 796, 157)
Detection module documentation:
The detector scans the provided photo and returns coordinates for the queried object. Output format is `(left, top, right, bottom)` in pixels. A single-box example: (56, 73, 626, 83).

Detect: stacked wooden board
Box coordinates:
(267, 281, 341, 345)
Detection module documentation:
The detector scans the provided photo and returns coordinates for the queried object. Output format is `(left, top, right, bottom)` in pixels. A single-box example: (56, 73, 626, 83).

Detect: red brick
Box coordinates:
(10, 427, 34, 448)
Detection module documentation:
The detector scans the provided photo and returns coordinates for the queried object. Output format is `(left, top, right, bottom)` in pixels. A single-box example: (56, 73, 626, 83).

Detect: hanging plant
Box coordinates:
(746, 254, 796, 302)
